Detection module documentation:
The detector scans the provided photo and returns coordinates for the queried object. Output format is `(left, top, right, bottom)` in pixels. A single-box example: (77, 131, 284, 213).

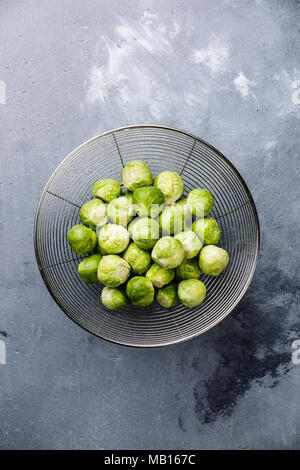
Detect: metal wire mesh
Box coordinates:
(34, 125, 260, 347)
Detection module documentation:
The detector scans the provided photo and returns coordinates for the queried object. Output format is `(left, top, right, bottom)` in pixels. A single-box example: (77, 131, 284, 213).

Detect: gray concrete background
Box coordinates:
(0, 0, 300, 450)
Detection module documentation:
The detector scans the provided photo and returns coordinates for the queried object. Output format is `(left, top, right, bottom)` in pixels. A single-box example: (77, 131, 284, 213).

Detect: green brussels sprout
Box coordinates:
(107, 196, 135, 225)
(178, 279, 206, 307)
(93, 178, 122, 202)
(176, 196, 191, 210)
(154, 171, 184, 205)
(78, 254, 102, 283)
(145, 262, 175, 288)
(192, 217, 220, 245)
(68, 224, 97, 255)
(187, 188, 214, 217)
(177, 196, 192, 214)
(126, 276, 155, 306)
(199, 245, 229, 276)
(123, 190, 134, 203)
(97, 255, 130, 286)
(151, 236, 185, 269)
(157, 282, 179, 308)
(176, 258, 201, 281)
(174, 231, 203, 259)
(121, 160, 153, 191)
(98, 224, 129, 254)
(132, 217, 160, 250)
(101, 286, 128, 310)
(127, 217, 140, 238)
(95, 239, 108, 255)
(79, 198, 107, 230)
(133, 186, 165, 218)
(159, 205, 191, 235)
(123, 242, 151, 275)
(177, 197, 193, 225)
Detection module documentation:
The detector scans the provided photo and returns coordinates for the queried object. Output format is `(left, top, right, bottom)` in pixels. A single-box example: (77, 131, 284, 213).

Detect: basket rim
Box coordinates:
(33, 124, 260, 348)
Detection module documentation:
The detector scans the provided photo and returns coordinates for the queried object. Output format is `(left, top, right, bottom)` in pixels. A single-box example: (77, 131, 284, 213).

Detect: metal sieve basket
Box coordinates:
(34, 125, 260, 347)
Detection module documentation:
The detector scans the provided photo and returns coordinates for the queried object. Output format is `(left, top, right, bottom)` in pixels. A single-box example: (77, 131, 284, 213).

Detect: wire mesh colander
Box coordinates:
(34, 125, 260, 347)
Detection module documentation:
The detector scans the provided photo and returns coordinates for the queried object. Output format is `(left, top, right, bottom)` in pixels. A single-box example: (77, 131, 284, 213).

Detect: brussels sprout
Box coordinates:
(107, 196, 135, 225)
(127, 217, 140, 238)
(93, 178, 121, 202)
(151, 236, 185, 269)
(98, 224, 129, 254)
(178, 279, 206, 307)
(123, 190, 134, 203)
(133, 186, 165, 218)
(187, 188, 214, 217)
(121, 160, 153, 191)
(159, 205, 191, 235)
(199, 245, 229, 276)
(78, 254, 102, 283)
(97, 255, 130, 286)
(176, 258, 201, 281)
(157, 282, 179, 308)
(68, 224, 97, 255)
(132, 217, 160, 250)
(126, 276, 155, 306)
(123, 242, 151, 275)
(145, 262, 175, 288)
(176, 196, 191, 210)
(192, 217, 220, 245)
(178, 197, 193, 225)
(95, 239, 108, 255)
(174, 231, 203, 259)
(79, 198, 107, 230)
(154, 171, 184, 205)
(101, 286, 128, 310)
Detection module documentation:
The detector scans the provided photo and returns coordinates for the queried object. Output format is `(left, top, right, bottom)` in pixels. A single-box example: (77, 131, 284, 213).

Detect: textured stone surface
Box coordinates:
(0, 0, 300, 449)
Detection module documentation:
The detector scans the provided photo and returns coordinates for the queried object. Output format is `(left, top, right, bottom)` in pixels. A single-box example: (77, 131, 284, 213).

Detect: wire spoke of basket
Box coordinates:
(113, 132, 125, 168)
(180, 138, 196, 176)
(44, 256, 86, 269)
(216, 200, 251, 220)
(96, 310, 110, 336)
(46, 190, 81, 208)
(171, 317, 184, 338)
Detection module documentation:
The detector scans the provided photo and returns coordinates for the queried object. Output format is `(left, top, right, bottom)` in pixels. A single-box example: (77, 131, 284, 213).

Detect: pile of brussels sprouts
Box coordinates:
(67, 160, 229, 310)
